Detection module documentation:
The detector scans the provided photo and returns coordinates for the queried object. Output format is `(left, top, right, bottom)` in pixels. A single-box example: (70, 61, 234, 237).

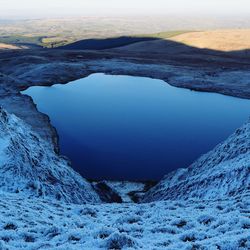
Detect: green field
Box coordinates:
(0, 18, 191, 49)
(0, 30, 191, 49)
(0, 35, 44, 45)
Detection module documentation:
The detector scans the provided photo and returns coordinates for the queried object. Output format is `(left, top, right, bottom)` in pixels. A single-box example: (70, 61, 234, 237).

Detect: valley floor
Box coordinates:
(0, 192, 249, 250)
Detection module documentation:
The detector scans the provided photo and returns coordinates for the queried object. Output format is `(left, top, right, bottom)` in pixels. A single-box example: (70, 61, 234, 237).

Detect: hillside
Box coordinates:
(56, 36, 158, 50)
(111, 29, 250, 56)
(169, 29, 250, 52)
(0, 107, 100, 204)
(143, 119, 250, 202)
(0, 43, 23, 49)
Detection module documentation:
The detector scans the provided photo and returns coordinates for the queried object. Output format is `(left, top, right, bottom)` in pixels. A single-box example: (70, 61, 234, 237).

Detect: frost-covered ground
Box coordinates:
(0, 107, 100, 204)
(0, 191, 249, 250)
(0, 102, 250, 249)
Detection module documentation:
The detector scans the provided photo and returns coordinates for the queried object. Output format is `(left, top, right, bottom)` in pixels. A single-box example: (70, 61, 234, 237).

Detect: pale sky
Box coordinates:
(0, 0, 250, 19)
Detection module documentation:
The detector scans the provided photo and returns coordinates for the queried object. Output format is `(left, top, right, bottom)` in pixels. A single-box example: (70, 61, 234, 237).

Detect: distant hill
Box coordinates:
(169, 29, 250, 52)
(112, 29, 250, 56)
(56, 36, 158, 50)
(0, 43, 22, 49)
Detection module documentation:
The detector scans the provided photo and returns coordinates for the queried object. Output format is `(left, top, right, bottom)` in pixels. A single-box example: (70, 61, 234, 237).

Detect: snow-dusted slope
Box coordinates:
(0, 191, 249, 249)
(144, 120, 250, 202)
(0, 107, 100, 204)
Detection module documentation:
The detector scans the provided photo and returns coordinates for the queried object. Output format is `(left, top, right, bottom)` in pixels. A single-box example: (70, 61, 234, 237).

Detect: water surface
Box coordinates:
(23, 73, 250, 180)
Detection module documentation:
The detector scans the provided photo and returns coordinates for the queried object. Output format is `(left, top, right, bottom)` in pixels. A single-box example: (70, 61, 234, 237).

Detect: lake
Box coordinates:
(23, 73, 250, 180)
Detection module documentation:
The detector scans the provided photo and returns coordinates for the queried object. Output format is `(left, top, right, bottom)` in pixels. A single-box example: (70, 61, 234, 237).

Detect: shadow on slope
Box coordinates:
(55, 36, 158, 50)
(55, 35, 250, 60)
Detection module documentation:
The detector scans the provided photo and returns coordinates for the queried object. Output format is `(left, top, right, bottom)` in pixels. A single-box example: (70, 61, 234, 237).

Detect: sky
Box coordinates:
(0, 0, 250, 19)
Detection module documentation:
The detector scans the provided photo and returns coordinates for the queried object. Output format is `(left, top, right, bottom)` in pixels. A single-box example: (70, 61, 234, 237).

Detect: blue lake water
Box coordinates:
(23, 73, 250, 180)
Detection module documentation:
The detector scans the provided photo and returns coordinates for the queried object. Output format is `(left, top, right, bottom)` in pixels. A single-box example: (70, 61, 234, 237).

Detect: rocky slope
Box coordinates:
(0, 107, 100, 204)
(143, 119, 250, 202)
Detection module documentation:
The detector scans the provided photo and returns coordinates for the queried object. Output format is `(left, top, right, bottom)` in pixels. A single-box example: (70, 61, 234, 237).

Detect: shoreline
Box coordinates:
(0, 48, 250, 178)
